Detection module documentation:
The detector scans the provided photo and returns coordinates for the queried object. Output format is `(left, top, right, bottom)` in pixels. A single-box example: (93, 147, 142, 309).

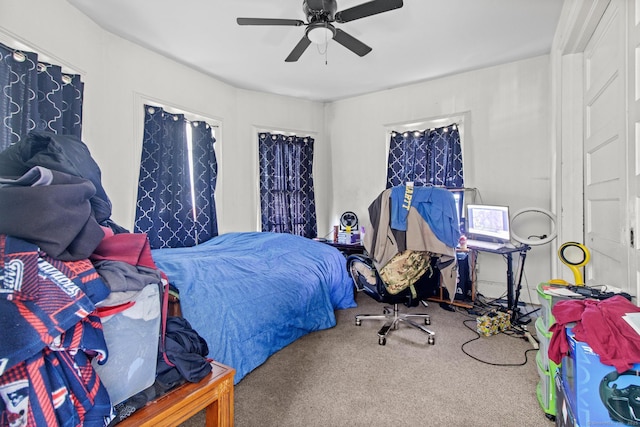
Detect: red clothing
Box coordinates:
(91, 233, 160, 274)
(548, 295, 640, 372)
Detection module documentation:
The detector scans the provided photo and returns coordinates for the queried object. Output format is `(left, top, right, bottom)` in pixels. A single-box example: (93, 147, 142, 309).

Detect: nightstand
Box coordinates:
(324, 241, 366, 257)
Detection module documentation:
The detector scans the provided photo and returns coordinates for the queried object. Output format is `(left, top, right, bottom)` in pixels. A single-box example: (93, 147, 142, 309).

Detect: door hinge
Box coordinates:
(631, 227, 635, 247)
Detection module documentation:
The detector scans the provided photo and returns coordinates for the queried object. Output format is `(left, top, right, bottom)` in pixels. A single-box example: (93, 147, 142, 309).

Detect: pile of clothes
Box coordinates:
(0, 131, 210, 427)
(365, 185, 460, 301)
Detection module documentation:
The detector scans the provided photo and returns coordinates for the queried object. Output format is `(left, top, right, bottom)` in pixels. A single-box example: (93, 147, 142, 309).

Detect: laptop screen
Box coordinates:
(466, 204, 511, 243)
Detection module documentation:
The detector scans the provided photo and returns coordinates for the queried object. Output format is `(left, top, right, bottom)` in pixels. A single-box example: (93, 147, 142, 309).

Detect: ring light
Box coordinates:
(558, 241, 590, 286)
(510, 207, 557, 246)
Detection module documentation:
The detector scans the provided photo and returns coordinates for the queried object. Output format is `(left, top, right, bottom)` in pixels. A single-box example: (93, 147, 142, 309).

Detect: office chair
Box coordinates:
(349, 185, 460, 346)
(347, 253, 440, 345)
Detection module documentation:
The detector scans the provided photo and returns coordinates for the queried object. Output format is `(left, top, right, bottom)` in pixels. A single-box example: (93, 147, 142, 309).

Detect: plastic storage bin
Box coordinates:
(535, 317, 552, 371)
(93, 283, 161, 405)
(536, 351, 559, 417)
(536, 282, 575, 329)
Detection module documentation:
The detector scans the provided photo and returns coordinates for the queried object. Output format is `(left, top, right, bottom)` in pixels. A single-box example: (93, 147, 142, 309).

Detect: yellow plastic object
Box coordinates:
(558, 242, 590, 286)
(548, 278, 570, 286)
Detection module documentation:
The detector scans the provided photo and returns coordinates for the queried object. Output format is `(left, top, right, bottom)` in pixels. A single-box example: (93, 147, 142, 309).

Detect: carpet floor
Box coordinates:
(180, 294, 552, 427)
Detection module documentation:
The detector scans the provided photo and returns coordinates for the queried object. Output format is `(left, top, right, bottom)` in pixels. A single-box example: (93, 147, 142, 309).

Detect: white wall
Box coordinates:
(0, 0, 326, 234)
(1, 0, 553, 302)
(326, 56, 553, 301)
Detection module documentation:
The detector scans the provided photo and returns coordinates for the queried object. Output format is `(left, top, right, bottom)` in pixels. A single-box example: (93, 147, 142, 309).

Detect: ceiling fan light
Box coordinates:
(307, 25, 334, 44)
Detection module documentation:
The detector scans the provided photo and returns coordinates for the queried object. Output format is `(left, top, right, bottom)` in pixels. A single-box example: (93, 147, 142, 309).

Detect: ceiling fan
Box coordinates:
(237, 0, 404, 62)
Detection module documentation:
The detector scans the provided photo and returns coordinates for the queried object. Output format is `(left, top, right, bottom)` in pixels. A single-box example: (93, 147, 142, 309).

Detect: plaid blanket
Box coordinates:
(0, 234, 112, 426)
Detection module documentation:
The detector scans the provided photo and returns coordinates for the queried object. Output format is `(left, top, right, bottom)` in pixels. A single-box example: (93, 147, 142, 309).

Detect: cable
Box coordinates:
(319, 229, 334, 240)
(514, 269, 541, 324)
(459, 319, 538, 366)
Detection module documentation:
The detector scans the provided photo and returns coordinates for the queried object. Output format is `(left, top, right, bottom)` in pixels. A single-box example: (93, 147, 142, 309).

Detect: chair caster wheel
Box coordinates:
(428, 336, 435, 345)
(425, 318, 431, 325)
(378, 337, 386, 345)
(355, 319, 361, 326)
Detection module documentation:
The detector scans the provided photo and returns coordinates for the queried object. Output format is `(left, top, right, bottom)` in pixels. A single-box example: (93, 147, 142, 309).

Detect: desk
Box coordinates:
(468, 244, 531, 322)
(324, 241, 366, 257)
(119, 361, 234, 427)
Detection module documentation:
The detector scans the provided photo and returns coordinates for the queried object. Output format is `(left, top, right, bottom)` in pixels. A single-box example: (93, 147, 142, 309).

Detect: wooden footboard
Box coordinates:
(118, 361, 235, 427)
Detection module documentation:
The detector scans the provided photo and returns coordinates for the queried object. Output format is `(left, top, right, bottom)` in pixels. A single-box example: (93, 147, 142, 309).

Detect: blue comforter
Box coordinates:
(151, 232, 356, 383)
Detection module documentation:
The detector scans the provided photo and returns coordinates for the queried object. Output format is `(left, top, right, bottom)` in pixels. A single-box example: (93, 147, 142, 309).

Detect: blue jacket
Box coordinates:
(390, 185, 460, 248)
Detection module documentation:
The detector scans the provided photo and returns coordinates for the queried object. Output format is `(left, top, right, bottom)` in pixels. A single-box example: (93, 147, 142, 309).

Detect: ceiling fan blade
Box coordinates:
(334, 0, 403, 23)
(237, 17, 305, 26)
(285, 36, 312, 62)
(333, 29, 372, 57)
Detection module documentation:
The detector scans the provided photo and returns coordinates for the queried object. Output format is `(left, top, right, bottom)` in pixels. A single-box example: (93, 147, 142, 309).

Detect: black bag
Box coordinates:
(157, 316, 211, 384)
(156, 282, 210, 387)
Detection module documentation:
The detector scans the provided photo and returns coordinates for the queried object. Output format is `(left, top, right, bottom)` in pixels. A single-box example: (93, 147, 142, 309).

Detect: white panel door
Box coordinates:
(583, 0, 628, 289)
(630, 0, 640, 299)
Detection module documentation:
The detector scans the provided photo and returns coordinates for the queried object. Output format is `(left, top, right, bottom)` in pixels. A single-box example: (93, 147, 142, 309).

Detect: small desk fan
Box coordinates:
(340, 211, 358, 231)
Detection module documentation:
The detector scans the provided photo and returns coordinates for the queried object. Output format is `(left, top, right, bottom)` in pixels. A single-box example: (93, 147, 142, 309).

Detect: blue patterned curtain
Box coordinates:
(190, 120, 218, 243)
(135, 105, 218, 249)
(386, 124, 464, 189)
(0, 42, 83, 152)
(259, 133, 317, 238)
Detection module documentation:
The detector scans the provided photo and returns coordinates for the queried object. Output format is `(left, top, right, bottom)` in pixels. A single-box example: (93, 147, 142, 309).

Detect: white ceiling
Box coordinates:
(66, 0, 564, 102)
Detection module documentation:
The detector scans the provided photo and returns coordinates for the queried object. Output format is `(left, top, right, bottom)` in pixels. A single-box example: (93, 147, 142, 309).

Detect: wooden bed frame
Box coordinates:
(118, 361, 235, 427)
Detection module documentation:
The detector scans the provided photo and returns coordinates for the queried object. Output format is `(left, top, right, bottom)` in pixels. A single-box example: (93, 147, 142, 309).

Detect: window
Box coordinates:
(134, 103, 220, 249)
(257, 132, 317, 238)
(385, 115, 466, 231)
(0, 41, 84, 151)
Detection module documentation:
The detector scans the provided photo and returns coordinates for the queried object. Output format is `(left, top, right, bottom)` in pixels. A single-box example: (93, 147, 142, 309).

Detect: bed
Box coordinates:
(150, 231, 356, 383)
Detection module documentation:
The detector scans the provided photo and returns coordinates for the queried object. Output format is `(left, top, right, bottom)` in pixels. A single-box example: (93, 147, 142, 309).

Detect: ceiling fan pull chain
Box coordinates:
(325, 42, 329, 65)
(316, 42, 327, 56)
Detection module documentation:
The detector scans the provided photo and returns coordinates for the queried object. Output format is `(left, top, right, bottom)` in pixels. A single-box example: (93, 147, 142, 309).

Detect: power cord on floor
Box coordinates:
(472, 289, 541, 326)
(468, 293, 540, 339)
(459, 319, 539, 366)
